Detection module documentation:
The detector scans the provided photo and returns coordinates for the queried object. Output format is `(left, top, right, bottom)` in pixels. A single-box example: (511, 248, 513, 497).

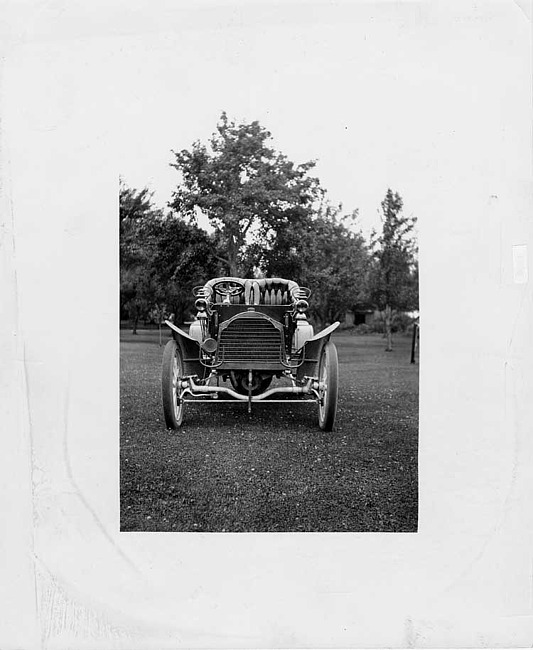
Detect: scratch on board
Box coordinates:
(38, 560, 133, 648)
(62, 369, 141, 575)
(512, 0, 532, 22)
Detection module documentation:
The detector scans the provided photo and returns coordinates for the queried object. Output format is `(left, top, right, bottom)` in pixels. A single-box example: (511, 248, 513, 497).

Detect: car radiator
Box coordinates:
(218, 315, 283, 363)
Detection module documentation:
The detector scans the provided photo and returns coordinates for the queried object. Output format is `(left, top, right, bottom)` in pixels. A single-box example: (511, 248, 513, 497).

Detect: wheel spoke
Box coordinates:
(174, 354, 181, 406)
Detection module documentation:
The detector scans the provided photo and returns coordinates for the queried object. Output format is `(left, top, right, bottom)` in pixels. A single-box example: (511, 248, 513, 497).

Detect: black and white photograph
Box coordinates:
(118, 3, 422, 535)
(2, 0, 532, 647)
(119, 117, 420, 533)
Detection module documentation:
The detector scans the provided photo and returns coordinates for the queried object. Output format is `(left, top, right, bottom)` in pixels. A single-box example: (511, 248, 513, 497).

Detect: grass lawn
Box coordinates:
(120, 330, 418, 532)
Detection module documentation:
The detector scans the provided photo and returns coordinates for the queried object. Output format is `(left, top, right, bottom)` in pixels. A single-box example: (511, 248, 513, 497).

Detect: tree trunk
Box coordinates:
(384, 304, 393, 351)
(132, 314, 139, 335)
(226, 229, 239, 276)
(228, 246, 239, 276)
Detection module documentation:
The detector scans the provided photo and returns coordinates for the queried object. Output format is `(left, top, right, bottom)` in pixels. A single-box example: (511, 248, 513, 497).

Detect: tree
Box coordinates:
(120, 178, 223, 332)
(120, 181, 162, 333)
(150, 216, 221, 325)
(169, 112, 322, 275)
(255, 202, 369, 328)
(302, 210, 369, 328)
(368, 189, 418, 351)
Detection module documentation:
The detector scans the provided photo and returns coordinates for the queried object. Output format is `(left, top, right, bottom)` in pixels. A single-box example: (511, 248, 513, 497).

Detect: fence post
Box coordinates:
(410, 322, 418, 364)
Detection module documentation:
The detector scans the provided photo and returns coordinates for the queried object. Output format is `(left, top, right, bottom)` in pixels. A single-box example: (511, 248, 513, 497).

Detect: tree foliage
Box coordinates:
(149, 216, 221, 325)
(120, 182, 161, 333)
(301, 210, 369, 328)
(169, 112, 322, 275)
(119, 178, 154, 226)
(254, 202, 369, 327)
(120, 181, 219, 331)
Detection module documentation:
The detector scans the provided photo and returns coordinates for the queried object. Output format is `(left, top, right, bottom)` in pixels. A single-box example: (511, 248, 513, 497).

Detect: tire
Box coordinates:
(162, 339, 184, 428)
(317, 341, 339, 431)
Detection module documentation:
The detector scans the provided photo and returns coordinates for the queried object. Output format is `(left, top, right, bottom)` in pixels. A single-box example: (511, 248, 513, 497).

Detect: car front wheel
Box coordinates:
(317, 341, 339, 431)
(162, 339, 185, 428)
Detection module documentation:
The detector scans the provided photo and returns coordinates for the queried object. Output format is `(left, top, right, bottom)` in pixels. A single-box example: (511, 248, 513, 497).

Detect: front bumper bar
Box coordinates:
(182, 377, 318, 402)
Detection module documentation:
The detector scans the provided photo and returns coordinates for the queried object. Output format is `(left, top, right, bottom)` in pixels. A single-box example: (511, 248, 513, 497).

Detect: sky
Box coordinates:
(3, 0, 531, 239)
(114, 1, 530, 238)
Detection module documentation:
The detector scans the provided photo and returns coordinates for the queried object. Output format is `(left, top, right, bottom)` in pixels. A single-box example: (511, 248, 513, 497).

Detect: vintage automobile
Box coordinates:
(161, 277, 339, 431)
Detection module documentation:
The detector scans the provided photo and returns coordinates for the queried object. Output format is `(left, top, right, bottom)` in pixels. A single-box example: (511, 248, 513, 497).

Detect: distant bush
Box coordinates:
(354, 323, 371, 335)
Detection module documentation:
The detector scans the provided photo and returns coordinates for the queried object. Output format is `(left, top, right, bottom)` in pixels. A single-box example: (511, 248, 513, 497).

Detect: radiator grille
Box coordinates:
(218, 316, 283, 363)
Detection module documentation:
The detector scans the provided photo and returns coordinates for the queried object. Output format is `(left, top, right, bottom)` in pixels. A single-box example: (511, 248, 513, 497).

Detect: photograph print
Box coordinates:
(120, 3, 420, 533)
(4, 0, 532, 647)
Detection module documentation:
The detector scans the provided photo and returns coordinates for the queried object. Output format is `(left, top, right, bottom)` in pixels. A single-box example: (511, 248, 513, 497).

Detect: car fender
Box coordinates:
(164, 320, 205, 376)
(296, 321, 340, 380)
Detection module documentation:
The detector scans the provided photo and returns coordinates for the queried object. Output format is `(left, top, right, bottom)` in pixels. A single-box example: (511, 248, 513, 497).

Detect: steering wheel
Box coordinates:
(212, 279, 245, 300)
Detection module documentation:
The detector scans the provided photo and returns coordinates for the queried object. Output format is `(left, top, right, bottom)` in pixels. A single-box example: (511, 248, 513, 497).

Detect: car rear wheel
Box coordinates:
(317, 341, 339, 431)
(162, 339, 184, 428)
